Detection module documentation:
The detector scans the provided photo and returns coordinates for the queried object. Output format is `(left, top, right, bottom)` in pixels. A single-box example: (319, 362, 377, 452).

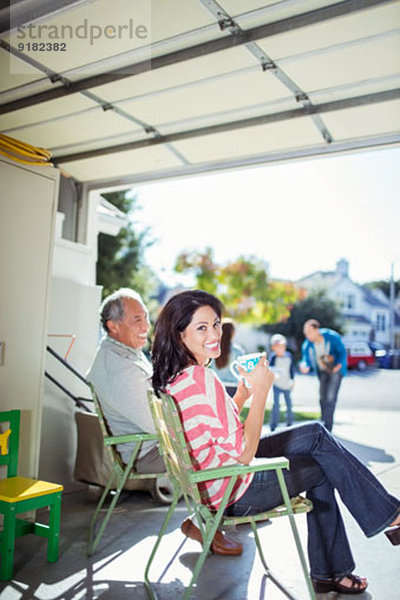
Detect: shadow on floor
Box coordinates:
(1, 488, 266, 600)
(335, 436, 395, 467)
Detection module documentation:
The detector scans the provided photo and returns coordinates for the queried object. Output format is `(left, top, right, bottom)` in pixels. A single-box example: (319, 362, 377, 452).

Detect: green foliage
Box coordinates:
(96, 190, 157, 301)
(263, 289, 343, 357)
(174, 248, 301, 324)
(175, 247, 218, 294)
(240, 406, 319, 425)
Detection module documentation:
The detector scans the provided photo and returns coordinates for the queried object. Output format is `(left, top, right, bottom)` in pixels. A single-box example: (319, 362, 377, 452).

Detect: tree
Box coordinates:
(263, 290, 344, 357)
(96, 190, 156, 302)
(218, 256, 300, 324)
(174, 248, 300, 324)
(175, 247, 218, 295)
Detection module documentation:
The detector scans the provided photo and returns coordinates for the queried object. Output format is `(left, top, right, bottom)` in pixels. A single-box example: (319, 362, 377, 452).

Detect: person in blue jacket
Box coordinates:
(300, 319, 347, 432)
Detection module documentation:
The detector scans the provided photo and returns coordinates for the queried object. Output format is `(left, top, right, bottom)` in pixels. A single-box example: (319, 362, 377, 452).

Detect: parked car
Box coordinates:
(388, 349, 400, 369)
(367, 343, 400, 369)
(345, 342, 376, 371)
(368, 341, 388, 368)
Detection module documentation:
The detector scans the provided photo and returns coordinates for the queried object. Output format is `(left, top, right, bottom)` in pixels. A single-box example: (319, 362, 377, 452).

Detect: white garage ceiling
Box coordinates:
(1, 0, 399, 189)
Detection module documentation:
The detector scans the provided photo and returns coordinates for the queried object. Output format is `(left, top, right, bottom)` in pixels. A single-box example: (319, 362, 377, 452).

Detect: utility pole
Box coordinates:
(389, 262, 395, 351)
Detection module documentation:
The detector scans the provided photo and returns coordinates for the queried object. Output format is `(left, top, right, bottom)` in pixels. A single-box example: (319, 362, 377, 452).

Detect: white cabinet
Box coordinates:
(0, 157, 59, 477)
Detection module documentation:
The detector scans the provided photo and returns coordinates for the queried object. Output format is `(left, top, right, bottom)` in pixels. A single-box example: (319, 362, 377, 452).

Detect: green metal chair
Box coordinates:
(0, 410, 63, 581)
(145, 390, 316, 600)
(87, 385, 174, 556)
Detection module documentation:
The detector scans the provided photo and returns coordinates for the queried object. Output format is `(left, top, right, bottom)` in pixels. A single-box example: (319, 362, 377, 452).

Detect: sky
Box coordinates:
(130, 146, 400, 288)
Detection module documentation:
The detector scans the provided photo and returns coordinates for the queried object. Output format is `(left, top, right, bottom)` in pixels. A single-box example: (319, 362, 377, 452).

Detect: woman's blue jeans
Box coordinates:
(226, 422, 399, 580)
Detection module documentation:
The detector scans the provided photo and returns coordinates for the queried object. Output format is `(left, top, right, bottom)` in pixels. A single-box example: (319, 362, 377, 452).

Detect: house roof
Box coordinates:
(1, 0, 399, 188)
(342, 313, 372, 325)
(360, 285, 390, 308)
(97, 196, 129, 236)
(297, 270, 341, 288)
(297, 257, 393, 309)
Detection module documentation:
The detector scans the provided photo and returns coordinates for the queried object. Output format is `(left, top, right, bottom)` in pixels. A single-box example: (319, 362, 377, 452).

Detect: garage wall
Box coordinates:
(41, 276, 101, 489)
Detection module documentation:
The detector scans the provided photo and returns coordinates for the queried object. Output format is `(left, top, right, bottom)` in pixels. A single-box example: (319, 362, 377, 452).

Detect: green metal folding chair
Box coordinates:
(87, 385, 174, 556)
(0, 410, 63, 581)
(145, 390, 316, 600)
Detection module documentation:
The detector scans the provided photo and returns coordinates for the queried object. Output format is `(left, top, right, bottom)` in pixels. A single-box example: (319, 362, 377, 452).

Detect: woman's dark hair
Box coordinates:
(152, 290, 223, 396)
(215, 319, 235, 369)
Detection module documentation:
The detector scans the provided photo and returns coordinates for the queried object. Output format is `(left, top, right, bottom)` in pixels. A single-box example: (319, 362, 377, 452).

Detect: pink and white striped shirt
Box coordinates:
(166, 365, 253, 511)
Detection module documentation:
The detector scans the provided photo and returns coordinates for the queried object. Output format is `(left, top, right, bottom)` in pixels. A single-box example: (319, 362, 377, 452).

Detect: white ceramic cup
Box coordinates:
(229, 352, 263, 382)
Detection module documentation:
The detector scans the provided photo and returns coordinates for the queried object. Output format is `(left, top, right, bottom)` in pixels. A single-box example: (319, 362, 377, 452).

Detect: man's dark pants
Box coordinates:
(318, 370, 343, 432)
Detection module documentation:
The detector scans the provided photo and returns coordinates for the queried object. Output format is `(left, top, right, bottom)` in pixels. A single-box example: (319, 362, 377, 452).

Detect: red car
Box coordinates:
(346, 342, 376, 371)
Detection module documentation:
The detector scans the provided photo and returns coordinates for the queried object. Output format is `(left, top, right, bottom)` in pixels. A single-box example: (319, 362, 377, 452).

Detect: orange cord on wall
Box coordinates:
(47, 334, 76, 360)
(0, 133, 52, 166)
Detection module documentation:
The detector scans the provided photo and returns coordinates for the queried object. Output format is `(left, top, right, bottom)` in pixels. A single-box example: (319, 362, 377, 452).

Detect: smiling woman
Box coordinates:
(180, 305, 222, 366)
(151, 290, 225, 395)
(150, 289, 400, 595)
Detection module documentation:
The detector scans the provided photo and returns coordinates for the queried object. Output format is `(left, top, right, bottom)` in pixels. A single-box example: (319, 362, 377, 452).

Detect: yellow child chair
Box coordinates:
(0, 410, 63, 581)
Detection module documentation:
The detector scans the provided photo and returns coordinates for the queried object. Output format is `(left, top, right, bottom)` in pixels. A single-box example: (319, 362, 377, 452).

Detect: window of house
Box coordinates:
(57, 174, 80, 242)
(376, 314, 386, 331)
(345, 294, 355, 309)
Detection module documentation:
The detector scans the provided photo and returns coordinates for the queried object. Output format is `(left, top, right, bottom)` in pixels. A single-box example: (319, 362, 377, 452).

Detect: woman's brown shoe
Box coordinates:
(181, 518, 243, 556)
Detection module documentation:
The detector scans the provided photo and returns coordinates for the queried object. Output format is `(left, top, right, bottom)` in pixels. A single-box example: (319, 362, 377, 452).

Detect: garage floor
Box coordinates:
(2, 396, 400, 600)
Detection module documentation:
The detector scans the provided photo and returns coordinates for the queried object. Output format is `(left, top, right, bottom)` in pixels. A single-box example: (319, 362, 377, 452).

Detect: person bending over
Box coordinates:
(300, 319, 347, 432)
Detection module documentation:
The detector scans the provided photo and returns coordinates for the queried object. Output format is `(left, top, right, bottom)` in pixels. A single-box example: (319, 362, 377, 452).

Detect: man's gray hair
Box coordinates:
(100, 288, 146, 332)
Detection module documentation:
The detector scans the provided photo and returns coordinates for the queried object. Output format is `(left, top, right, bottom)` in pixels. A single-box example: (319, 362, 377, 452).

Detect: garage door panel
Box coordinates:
(173, 117, 323, 162)
(121, 69, 292, 125)
(60, 144, 183, 180)
(322, 100, 400, 140)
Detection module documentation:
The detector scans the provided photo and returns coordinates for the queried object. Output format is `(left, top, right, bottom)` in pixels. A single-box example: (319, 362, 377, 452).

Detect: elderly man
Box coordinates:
(300, 319, 347, 432)
(87, 288, 242, 555)
(87, 288, 163, 473)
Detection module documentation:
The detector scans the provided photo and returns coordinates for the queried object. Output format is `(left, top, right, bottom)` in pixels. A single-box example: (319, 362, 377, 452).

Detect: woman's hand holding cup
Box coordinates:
(234, 377, 253, 405)
(235, 352, 274, 395)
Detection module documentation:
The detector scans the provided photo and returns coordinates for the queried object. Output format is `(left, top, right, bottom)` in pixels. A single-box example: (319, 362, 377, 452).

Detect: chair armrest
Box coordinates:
(190, 456, 290, 484)
(104, 433, 158, 446)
